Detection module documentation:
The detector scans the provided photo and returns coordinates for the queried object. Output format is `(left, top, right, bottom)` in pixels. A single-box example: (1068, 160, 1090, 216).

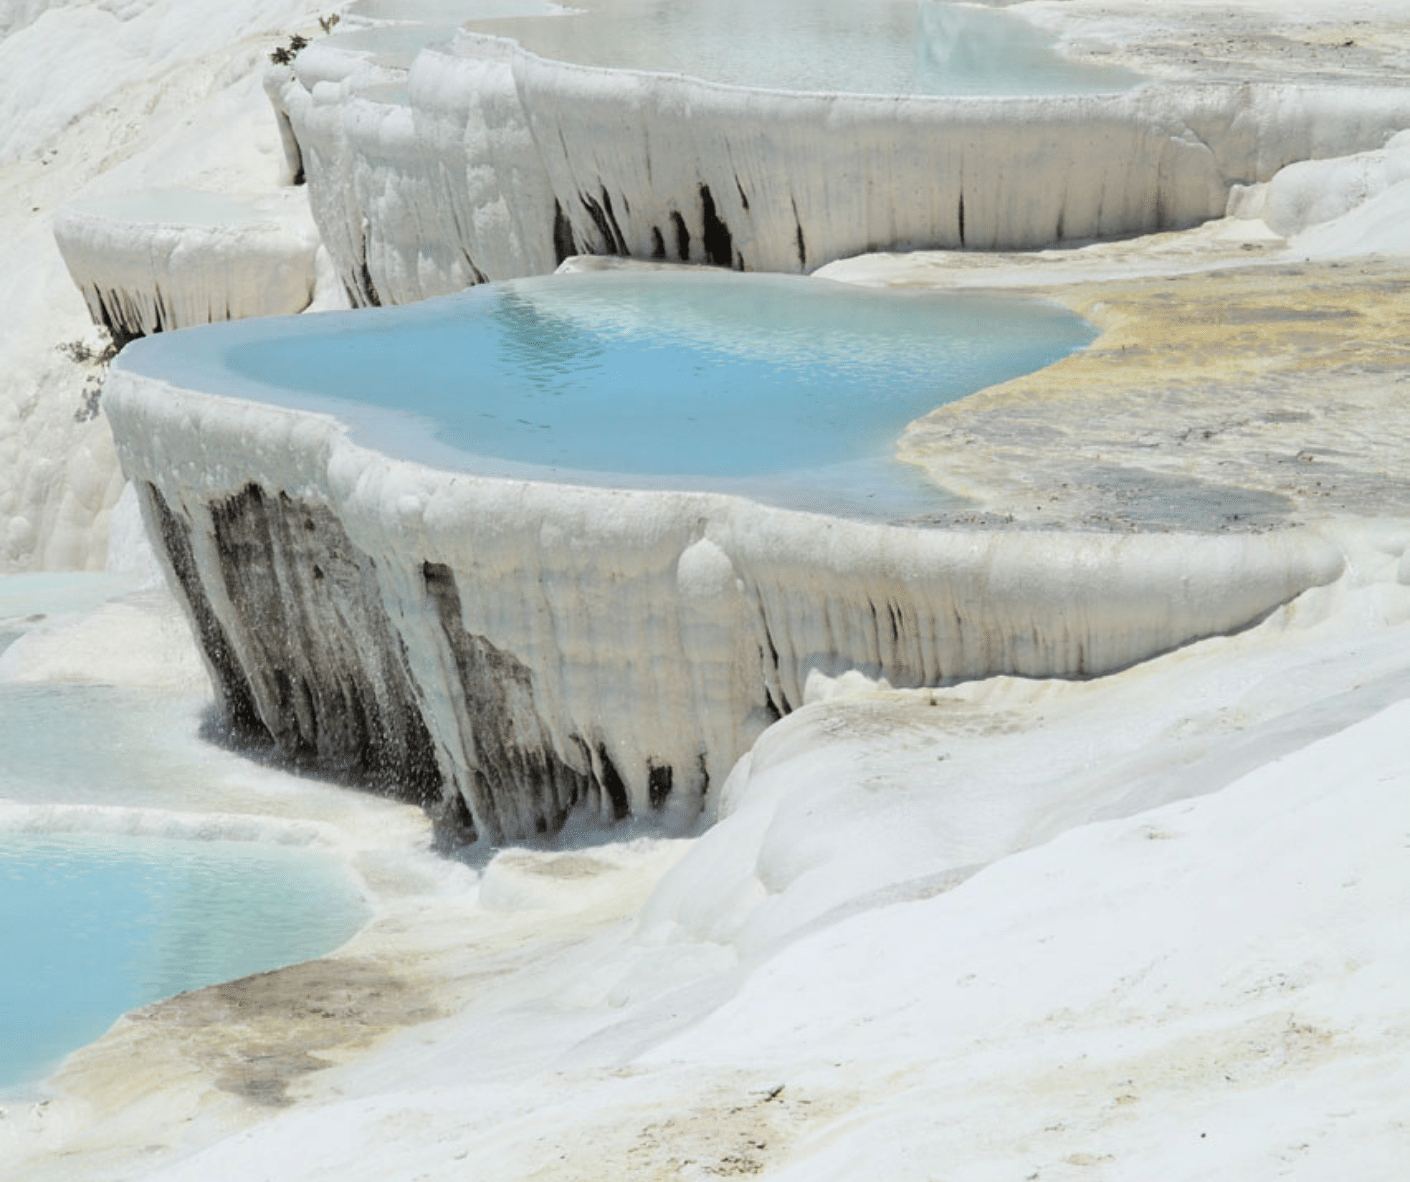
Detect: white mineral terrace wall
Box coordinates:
(52, 193, 320, 344)
(104, 364, 1344, 842)
(269, 31, 1410, 306)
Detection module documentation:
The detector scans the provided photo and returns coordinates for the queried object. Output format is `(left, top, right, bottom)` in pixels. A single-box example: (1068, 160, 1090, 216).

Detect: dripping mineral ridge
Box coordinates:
(6, 1, 1410, 1179)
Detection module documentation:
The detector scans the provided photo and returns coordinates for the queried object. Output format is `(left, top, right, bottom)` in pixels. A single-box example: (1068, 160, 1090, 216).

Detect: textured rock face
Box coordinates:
(52, 192, 320, 344)
(144, 479, 446, 808)
(104, 361, 1345, 841)
(268, 29, 1410, 306)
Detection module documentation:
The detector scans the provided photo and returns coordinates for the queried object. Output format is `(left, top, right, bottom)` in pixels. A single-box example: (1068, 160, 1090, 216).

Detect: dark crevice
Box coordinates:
(698, 183, 732, 268)
(596, 744, 631, 821)
(647, 763, 673, 811)
(579, 190, 624, 256)
(358, 258, 381, 307)
(957, 192, 966, 248)
(552, 199, 578, 266)
(735, 177, 749, 210)
(759, 617, 791, 715)
(92, 289, 140, 348)
(670, 210, 690, 261)
(650, 226, 666, 260)
(791, 197, 807, 267)
(762, 691, 783, 724)
(356, 224, 381, 307)
(598, 187, 629, 254)
(462, 250, 488, 286)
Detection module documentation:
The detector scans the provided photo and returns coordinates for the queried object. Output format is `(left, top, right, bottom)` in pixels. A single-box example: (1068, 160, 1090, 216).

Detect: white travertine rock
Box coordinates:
(103, 360, 1344, 843)
(52, 189, 320, 343)
(267, 24, 1410, 305)
(1262, 128, 1410, 236)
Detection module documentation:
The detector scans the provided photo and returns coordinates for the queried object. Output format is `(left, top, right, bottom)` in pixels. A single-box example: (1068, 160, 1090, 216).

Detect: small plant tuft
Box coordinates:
(270, 18, 335, 65)
(58, 330, 117, 423)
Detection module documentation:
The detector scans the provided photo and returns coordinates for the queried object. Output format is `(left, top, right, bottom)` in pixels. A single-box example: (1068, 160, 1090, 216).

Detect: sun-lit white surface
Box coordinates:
(8, 0, 1410, 1179)
(9, 527, 1409, 1180)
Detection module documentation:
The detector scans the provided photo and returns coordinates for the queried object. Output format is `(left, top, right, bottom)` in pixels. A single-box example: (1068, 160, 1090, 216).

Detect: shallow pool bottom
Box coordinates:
(0, 830, 369, 1096)
(0, 584, 375, 1100)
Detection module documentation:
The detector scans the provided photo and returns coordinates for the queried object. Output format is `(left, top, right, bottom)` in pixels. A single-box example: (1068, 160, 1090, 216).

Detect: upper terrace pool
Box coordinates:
(117, 270, 1093, 516)
(338, 0, 1137, 97)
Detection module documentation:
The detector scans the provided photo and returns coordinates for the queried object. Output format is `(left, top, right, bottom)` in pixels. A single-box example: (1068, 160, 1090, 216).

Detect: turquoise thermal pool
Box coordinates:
(464, 0, 1138, 96)
(0, 826, 368, 1095)
(337, 0, 1137, 97)
(0, 596, 371, 1098)
(118, 270, 1096, 516)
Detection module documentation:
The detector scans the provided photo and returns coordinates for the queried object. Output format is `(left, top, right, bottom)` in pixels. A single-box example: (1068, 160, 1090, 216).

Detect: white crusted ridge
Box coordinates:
(103, 354, 1344, 843)
(267, 22, 1410, 305)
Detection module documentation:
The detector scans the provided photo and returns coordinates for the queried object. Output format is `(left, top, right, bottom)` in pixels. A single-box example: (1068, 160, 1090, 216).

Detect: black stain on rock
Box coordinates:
(355, 227, 381, 307)
(357, 258, 381, 307)
(146, 483, 261, 736)
(579, 188, 627, 256)
(650, 226, 667, 260)
(462, 250, 488, 286)
(197, 483, 439, 807)
(91, 288, 142, 348)
(423, 561, 594, 841)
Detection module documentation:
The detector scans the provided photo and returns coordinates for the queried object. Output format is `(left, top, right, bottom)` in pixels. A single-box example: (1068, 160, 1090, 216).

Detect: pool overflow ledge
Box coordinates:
(104, 349, 1345, 844)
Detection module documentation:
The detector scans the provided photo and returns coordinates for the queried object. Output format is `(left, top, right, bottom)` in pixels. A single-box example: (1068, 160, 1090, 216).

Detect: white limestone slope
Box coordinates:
(13, 527, 1410, 1182)
(0, 0, 327, 570)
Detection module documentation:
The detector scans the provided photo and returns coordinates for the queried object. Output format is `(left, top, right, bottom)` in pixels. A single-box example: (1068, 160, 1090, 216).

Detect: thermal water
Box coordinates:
(0, 828, 367, 1095)
(118, 270, 1095, 516)
(466, 0, 1138, 96)
(0, 578, 371, 1098)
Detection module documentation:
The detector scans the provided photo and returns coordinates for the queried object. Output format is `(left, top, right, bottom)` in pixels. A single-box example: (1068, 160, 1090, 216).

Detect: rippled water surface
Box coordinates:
(0, 829, 367, 1094)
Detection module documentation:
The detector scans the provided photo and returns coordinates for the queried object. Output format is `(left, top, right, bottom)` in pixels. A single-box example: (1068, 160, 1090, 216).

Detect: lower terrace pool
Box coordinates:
(0, 590, 371, 1098)
(120, 270, 1095, 517)
(0, 826, 368, 1096)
